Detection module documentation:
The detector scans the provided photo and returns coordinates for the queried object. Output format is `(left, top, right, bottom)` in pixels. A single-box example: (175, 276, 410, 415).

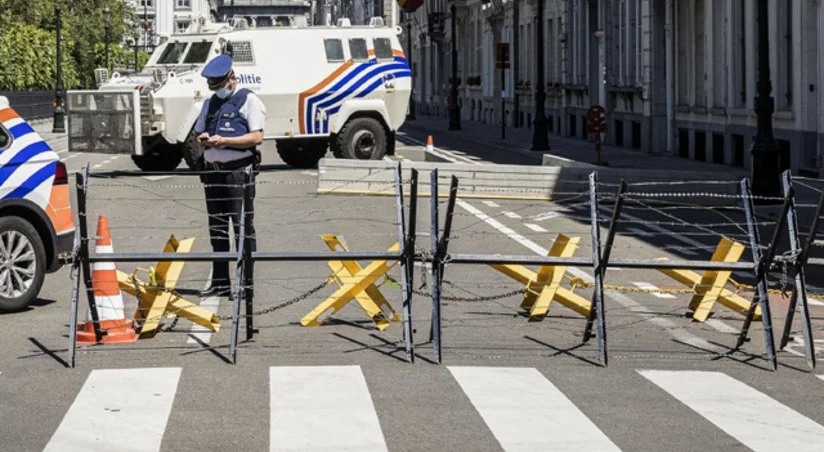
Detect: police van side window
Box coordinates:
(225, 41, 254, 64)
(349, 38, 368, 61)
(324, 39, 345, 62)
(373, 38, 393, 60)
(0, 126, 10, 150)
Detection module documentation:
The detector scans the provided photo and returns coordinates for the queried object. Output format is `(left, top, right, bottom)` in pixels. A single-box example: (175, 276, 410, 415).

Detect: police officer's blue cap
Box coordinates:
(202, 54, 234, 89)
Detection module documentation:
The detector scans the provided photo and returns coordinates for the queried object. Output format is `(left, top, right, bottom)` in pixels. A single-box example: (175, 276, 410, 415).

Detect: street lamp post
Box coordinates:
(104, 7, 111, 71)
(531, 0, 549, 150)
(448, 3, 461, 130)
(52, 5, 65, 134)
(749, 0, 781, 197)
(406, 13, 416, 120)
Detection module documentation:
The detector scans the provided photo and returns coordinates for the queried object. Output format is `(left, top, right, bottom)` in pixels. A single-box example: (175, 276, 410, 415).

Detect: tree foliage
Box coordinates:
(0, 0, 152, 90)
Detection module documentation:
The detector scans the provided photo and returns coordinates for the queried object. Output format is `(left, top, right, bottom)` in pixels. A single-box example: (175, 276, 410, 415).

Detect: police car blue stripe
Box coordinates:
(9, 122, 34, 139)
(304, 59, 377, 132)
(311, 63, 408, 134)
(321, 70, 412, 134)
(1, 161, 55, 200)
(0, 140, 51, 187)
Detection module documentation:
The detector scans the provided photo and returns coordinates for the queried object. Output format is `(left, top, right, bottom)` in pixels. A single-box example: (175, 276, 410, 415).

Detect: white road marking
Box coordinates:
(401, 135, 483, 165)
(144, 175, 173, 181)
(301, 170, 319, 176)
(187, 296, 220, 344)
(457, 199, 726, 353)
(640, 370, 824, 451)
(535, 211, 561, 222)
(503, 211, 522, 219)
(92, 164, 103, 169)
(43, 368, 181, 452)
(818, 375, 824, 382)
(269, 366, 387, 451)
(110, 155, 120, 160)
(524, 223, 548, 233)
(607, 208, 702, 256)
(705, 319, 740, 334)
(482, 201, 501, 208)
(449, 367, 620, 451)
(632, 282, 676, 299)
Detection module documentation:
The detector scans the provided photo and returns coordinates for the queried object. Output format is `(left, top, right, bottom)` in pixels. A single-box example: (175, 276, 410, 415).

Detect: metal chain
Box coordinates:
(385, 275, 524, 302)
(216, 279, 332, 321)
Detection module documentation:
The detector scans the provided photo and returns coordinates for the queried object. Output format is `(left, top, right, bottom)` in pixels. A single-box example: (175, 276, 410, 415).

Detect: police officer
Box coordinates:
(195, 54, 266, 297)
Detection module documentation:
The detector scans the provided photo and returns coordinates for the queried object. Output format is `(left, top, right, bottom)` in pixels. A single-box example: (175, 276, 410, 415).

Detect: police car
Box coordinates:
(0, 97, 75, 311)
(66, 17, 412, 170)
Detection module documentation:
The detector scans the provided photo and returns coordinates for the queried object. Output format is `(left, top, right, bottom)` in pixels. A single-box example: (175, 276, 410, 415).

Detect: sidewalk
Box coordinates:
(400, 114, 747, 176)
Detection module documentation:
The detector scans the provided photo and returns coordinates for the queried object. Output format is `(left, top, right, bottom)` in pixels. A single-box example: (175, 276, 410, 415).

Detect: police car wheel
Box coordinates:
(335, 118, 387, 161)
(0, 217, 46, 312)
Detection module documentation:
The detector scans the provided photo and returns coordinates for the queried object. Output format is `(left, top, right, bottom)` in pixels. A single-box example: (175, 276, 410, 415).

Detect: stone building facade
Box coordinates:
(402, 0, 824, 175)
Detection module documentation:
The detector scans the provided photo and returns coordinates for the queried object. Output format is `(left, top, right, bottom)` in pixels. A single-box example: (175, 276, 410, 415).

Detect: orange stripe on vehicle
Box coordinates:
(45, 185, 76, 235)
(0, 107, 20, 123)
(298, 60, 354, 135)
(393, 49, 406, 58)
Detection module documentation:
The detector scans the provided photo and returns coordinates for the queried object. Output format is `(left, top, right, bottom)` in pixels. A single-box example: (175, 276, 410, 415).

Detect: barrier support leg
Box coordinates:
(76, 165, 103, 343)
(587, 172, 608, 366)
(395, 164, 416, 363)
(244, 166, 256, 341)
(779, 171, 816, 370)
(739, 178, 778, 371)
(405, 169, 419, 362)
(584, 180, 625, 343)
(67, 256, 80, 368)
(230, 183, 248, 365)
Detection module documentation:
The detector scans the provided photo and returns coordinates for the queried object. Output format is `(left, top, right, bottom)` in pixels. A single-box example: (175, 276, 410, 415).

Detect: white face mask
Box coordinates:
(216, 86, 232, 99)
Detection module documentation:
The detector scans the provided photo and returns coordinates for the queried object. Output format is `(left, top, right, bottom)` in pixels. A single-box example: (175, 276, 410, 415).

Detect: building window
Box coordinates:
(711, 0, 726, 108)
(140, 0, 153, 7)
(324, 39, 344, 62)
(175, 21, 190, 34)
(176, 0, 190, 8)
(693, 0, 706, 107)
(777, 0, 793, 111)
(676, 0, 689, 106)
(732, 0, 747, 108)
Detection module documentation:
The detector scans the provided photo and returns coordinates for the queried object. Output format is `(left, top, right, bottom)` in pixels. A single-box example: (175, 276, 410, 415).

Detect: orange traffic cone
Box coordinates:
(426, 135, 434, 152)
(76, 215, 137, 344)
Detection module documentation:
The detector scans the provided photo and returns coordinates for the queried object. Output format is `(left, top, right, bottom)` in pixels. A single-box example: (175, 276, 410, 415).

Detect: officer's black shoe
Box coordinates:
(200, 285, 232, 298)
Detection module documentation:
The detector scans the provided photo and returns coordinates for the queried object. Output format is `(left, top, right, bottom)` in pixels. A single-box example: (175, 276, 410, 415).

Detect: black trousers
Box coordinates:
(200, 170, 256, 288)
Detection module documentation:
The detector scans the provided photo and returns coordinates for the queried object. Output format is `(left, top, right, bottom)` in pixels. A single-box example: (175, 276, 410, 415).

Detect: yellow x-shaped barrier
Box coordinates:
(300, 235, 401, 330)
(116, 235, 221, 338)
(490, 234, 591, 321)
(657, 237, 761, 322)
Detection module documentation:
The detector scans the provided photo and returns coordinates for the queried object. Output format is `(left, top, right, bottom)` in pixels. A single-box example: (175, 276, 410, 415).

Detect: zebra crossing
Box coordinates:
(39, 365, 824, 451)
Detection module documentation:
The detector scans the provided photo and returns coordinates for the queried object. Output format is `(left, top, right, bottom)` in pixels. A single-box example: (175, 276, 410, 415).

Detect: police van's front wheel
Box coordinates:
(333, 118, 387, 161)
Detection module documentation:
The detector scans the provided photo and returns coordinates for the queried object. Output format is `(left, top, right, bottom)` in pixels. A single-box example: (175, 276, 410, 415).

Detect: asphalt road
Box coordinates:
(1, 132, 823, 452)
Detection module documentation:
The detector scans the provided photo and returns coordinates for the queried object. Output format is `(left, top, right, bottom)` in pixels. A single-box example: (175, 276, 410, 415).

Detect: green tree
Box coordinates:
(0, 0, 147, 90)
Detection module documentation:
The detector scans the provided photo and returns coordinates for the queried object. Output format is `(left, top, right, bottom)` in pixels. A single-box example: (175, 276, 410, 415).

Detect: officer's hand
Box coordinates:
(197, 133, 210, 147)
(206, 135, 225, 147)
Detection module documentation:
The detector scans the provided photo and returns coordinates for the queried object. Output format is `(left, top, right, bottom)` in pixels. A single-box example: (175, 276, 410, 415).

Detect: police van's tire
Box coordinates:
(131, 142, 183, 172)
(333, 118, 387, 161)
(276, 139, 328, 169)
(0, 216, 46, 312)
(181, 130, 203, 171)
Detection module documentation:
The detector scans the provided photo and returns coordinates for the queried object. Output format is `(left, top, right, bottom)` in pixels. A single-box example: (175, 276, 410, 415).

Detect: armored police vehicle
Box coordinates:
(66, 18, 412, 170)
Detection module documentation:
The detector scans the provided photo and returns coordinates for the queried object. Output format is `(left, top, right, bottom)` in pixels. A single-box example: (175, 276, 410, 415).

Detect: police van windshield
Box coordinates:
(183, 42, 213, 63)
(157, 42, 189, 64)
